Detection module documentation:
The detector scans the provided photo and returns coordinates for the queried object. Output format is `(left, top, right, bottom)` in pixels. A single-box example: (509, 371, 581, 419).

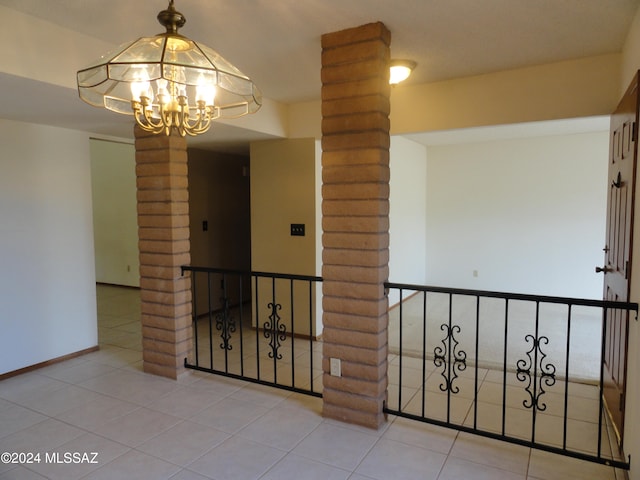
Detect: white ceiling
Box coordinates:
(0, 0, 637, 150)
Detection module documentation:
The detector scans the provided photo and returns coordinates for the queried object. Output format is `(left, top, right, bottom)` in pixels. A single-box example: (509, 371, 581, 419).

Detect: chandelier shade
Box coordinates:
(77, 1, 262, 136)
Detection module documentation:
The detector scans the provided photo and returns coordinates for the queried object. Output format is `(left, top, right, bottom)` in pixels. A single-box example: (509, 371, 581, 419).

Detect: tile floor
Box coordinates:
(0, 285, 628, 479)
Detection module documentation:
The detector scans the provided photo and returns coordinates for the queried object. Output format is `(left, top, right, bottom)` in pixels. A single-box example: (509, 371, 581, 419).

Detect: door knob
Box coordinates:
(595, 266, 613, 274)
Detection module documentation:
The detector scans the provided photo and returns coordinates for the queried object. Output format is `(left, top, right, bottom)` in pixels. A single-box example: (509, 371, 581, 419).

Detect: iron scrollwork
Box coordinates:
(433, 324, 467, 394)
(516, 334, 556, 411)
(215, 294, 236, 351)
(264, 302, 286, 360)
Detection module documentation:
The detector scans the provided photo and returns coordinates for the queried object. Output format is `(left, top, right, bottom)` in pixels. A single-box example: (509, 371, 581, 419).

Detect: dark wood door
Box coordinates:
(601, 73, 638, 445)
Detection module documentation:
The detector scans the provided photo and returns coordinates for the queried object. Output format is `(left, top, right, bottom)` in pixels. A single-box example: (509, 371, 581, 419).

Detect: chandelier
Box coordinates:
(77, 0, 262, 137)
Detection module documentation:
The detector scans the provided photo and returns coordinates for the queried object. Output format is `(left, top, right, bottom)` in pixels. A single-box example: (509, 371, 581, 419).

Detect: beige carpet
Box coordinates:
(388, 292, 603, 382)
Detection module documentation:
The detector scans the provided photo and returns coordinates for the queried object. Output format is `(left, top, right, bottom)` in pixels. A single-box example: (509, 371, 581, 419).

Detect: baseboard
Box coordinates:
(0, 345, 100, 380)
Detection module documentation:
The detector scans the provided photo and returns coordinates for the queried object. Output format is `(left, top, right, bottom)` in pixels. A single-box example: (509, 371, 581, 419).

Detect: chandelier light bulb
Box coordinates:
(196, 80, 216, 106)
(131, 80, 149, 102)
(156, 79, 169, 103)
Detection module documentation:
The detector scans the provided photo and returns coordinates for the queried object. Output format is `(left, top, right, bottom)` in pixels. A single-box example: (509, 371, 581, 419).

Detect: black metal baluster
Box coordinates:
(220, 274, 233, 372)
(219, 273, 226, 371)
(263, 276, 286, 384)
(208, 271, 213, 370)
(269, 276, 275, 382)
(421, 290, 427, 418)
(516, 301, 556, 443)
(255, 275, 261, 380)
(290, 278, 295, 389)
(433, 293, 467, 420)
(273, 277, 278, 383)
(447, 293, 453, 423)
(474, 295, 480, 430)
(531, 301, 540, 443)
(239, 274, 245, 377)
(309, 280, 314, 393)
(192, 270, 199, 367)
(502, 298, 509, 436)
(598, 306, 607, 459)
(563, 304, 572, 450)
(398, 288, 404, 411)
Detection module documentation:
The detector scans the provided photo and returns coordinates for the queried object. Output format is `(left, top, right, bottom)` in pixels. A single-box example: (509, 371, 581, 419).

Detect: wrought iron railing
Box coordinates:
(384, 282, 638, 470)
(181, 266, 323, 397)
(180, 267, 638, 468)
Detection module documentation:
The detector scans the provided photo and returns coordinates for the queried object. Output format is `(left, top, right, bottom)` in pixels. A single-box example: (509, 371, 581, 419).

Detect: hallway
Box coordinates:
(0, 285, 626, 479)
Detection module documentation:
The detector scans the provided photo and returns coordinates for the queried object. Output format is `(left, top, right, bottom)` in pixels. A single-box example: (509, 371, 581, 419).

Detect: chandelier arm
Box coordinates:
(191, 110, 209, 134)
(160, 102, 174, 136)
(132, 99, 165, 134)
(177, 96, 190, 132)
(178, 100, 213, 136)
(185, 114, 211, 136)
(139, 114, 165, 134)
(192, 105, 206, 130)
(132, 95, 215, 136)
(200, 108, 215, 132)
(134, 115, 164, 135)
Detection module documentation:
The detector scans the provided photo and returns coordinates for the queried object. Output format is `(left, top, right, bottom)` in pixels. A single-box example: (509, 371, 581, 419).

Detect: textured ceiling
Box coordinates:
(1, 0, 638, 104)
(0, 0, 637, 152)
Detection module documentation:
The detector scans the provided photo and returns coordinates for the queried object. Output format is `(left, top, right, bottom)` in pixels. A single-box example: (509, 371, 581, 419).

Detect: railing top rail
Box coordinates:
(385, 281, 639, 312)
(181, 265, 322, 283)
(251, 270, 323, 282)
(182, 265, 247, 276)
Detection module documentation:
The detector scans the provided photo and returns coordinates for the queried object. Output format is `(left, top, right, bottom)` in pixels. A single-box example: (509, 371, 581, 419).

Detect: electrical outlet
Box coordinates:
(330, 358, 341, 377)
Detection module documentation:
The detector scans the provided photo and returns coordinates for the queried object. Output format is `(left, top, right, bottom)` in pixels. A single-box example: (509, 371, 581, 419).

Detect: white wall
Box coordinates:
(90, 139, 139, 287)
(389, 136, 428, 304)
(424, 131, 608, 298)
(0, 119, 97, 375)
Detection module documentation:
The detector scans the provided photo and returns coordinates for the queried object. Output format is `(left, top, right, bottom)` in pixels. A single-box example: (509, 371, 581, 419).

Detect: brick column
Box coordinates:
(135, 126, 192, 380)
(321, 22, 391, 429)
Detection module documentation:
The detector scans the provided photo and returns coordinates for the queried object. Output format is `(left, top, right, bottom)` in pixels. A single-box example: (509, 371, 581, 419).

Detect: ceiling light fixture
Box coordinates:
(389, 59, 417, 86)
(76, 0, 261, 137)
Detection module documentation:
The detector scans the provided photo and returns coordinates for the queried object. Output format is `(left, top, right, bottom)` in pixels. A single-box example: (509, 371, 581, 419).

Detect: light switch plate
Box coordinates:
(291, 223, 305, 236)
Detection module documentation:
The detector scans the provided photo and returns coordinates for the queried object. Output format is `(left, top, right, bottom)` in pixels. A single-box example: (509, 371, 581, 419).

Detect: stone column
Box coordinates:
(135, 126, 192, 379)
(321, 22, 391, 428)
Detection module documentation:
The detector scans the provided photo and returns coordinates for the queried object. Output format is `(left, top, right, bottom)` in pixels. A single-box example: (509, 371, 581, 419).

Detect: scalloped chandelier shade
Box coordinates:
(77, 0, 262, 137)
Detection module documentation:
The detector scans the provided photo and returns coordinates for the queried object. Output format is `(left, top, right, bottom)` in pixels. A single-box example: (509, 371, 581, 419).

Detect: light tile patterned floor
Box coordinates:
(0, 285, 628, 479)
